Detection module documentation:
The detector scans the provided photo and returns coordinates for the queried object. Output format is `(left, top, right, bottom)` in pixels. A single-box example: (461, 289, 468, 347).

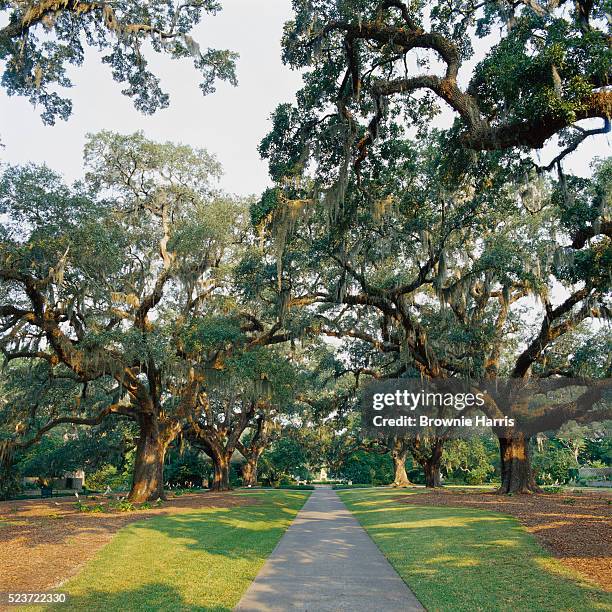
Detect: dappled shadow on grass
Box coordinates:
(338, 489, 612, 610)
(42, 583, 229, 612)
(386, 486, 612, 591)
(0, 491, 259, 548)
(399, 488, 612, 557)
(125, 491, 310, 560)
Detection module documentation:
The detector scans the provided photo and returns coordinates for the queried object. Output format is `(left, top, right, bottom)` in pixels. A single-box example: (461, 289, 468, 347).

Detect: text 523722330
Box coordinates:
(1, 593, 67, 605)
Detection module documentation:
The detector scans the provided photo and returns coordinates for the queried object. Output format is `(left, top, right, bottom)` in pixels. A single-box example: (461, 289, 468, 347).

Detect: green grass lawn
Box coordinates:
(338, 489, 612, 612)
(39, 490, 310, 612)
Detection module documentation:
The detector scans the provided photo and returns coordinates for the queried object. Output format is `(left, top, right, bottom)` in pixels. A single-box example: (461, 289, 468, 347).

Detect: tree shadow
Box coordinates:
(12, 491, 311, 611)
(339, 489, 612, 610)
(0, 490, 292, 548)
(44, 583, 229, 612)
(1, 490, 309, 601)
(129, 491, 308, 560)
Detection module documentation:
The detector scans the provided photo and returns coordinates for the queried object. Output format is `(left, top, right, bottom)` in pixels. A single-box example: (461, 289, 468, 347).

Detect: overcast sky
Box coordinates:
(0, 0, 609, 196)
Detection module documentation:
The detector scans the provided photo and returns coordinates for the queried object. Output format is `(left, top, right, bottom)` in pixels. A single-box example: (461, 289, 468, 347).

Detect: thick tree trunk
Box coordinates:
(242, 458, 258, 487)
(238, 418, 271, 487)
(498, 433, 540, 494)
(129, 420, 167, 503)
(423, 438, 444, 488)
(210, 452, 231, 491)
(391, 450, 411, 487)
(423, 460, 443, 488)
(409, 435, 444, 488)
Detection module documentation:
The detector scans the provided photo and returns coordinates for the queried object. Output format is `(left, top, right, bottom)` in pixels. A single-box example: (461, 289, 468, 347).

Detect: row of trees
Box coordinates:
(1, 133, 609, 499)
(6, 408, 610, 495)
(1, 0, 610, 499)
(258, 424, 610, 487)
(254, 127, 611, 491)
(0, 131, 315, 500)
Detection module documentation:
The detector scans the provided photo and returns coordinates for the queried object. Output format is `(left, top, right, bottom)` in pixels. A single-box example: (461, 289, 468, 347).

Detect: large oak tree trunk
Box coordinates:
(498, 433, 540, 494)
(409, 435, 444, 488)
(391, 448, 411, 487)
(187, 433, 238, 492)
(210, 451, 232, 491)
(187, 401, 257, 492)
(238, 417, 271, 487)
(423, 438, 444, 488)
(129, 419, 167, 502)
(423, 459, 443, 488)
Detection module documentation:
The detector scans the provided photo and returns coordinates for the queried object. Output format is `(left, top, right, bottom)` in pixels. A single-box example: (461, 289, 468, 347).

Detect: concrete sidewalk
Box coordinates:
(235, 488, 424, 612)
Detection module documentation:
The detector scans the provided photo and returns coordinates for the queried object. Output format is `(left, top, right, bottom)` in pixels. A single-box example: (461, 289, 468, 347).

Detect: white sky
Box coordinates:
(0, 0, 610, 196)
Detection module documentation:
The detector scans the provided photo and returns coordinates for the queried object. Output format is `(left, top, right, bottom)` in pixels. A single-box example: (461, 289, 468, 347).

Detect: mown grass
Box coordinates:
(37, 490, 310, 612)
(338, 488, 612, 612)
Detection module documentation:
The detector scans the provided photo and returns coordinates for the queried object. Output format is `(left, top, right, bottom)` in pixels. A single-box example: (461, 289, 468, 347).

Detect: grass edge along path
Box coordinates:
(34, 490, 310, 612)
(338, 489, 612, 612)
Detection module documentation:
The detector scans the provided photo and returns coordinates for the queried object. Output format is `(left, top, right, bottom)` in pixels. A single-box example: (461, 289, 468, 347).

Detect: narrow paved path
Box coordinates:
(235, 488, 424, 612)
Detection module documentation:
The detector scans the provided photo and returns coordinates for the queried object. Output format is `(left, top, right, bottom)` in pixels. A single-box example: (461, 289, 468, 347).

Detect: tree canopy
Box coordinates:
(0, 0, 237, 122)
(260, 0, 610, 198)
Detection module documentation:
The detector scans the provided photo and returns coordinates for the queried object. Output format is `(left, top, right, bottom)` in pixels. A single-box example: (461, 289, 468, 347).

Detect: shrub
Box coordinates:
(164, 447, 210, 488)
(311, 480, 344, 485)
(74, 501, 105, 513)
(276, 484, 315, 490)
(533, 443, 576, 485)
(279, 476, 297, 486)
(340, 450, 394, 486)
(107, 499, 135, 512)
(86, 464, 131, 491)
(442, 438, 497, 485)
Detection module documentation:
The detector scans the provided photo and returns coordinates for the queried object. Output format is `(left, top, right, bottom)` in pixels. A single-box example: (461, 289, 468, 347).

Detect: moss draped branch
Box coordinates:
(302, 1, 611, 160)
